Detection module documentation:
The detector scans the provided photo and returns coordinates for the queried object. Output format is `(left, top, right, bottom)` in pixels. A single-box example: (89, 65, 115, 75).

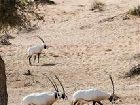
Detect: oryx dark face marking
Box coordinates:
(61, 93, 68, 100)
(109, 94, 120, 102)
(55, 92, 60, 99)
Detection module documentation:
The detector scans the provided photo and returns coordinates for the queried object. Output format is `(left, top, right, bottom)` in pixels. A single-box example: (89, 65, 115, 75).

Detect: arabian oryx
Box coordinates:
(21, 75, 68, 105)
(72, 75, 120, 105)
(27, 36, 49, 65)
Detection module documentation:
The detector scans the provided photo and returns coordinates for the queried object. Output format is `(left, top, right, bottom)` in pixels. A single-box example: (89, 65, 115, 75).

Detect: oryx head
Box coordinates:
(55, 75, 68, 100)
(37, 36, 47, 49)
(46, 75, 68, 100)
(46, 75, 61, 99)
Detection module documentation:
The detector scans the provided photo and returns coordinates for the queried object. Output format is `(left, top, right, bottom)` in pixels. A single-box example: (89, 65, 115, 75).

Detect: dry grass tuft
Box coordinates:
(89, 0, 105, 11)
(23, 70, 32, 76)
(0, 33, 14, 45)
(129, 5, 140, 16)
(125, 64, 140, 77)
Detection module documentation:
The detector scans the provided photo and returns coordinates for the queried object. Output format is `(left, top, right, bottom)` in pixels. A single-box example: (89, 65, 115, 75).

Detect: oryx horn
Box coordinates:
(50, 76, 59, 92)
(37, 36, 45, 43)
(46, 75, 59, 92)
(55, 75, 66, 94)
(109, 75, 115, 104)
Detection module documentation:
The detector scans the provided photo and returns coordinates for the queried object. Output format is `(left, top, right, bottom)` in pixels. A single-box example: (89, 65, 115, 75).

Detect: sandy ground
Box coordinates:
(0, 0, 140, 105)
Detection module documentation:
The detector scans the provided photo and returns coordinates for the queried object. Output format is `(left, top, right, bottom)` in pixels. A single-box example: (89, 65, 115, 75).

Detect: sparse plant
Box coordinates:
(125, 64, 140, 77)
(129, 5, 140, 16)
(23, 70, 32, 75)
(89, 0, 105, 11)
(0, 38, 11, 45)
(0, 32, 14, 45)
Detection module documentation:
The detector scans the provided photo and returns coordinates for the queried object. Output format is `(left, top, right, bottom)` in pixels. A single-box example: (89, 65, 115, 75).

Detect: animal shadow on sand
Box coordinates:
(30, 63, 56, 67)
(41, 63, 56, 66)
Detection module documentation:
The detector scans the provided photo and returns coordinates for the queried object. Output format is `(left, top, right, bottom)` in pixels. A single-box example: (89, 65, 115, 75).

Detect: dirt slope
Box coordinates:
(0, 0, 140, 105)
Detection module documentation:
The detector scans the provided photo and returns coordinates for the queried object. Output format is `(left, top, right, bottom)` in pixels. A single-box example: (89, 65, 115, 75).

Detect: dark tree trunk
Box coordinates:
(0, 56, 8, 105)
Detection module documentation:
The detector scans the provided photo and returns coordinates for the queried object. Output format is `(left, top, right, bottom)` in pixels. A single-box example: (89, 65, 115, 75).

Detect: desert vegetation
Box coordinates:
(125, 64, 140, 77)
(0, 0, 45, 33)
(129, 5, 140, 16)
(89, 0, 105, 11)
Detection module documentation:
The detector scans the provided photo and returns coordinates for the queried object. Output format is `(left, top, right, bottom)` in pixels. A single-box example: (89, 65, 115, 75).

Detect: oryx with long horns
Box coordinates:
(27, 36, 48, 65)
(21, 75, 68, 105)
(72, 75, 120, 105)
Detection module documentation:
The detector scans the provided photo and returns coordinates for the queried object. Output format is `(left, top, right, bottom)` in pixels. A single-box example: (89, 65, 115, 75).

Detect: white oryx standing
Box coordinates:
(72, 75, 120, 105)
(21, 75, 68, 105)
(27, 36, 48, 65)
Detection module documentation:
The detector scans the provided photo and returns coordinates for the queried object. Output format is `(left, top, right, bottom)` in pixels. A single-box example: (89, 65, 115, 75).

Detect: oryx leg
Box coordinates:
(77, 102, 80, 105)
(97, 101, 103, 105)
(37, 53, 41, 63)
(28, 55, 32, 65)
(76, 101, 82, 105)
(93, 101, 96, 105)
(33, 55, 36, 63)
(73, 100, 78, 105)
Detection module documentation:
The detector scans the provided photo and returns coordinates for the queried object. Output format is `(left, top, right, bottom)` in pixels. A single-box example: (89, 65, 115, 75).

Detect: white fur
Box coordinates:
(21, 92, 58, 105)
(72, 88, 110, 104)
(27, 43, 45, 56)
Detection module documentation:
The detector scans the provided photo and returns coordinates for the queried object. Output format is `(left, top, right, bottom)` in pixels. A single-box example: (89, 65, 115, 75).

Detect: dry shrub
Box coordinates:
(0, 0, 44, 33)
(0, 39, 11, 45)
(125, 64, 140, 77)
(129, 5, 140, 16)
(89, 0, 105, 11)
(23, 70, 32, 75)
(18, 24, 39, 33)
(0, 32, 14, 45)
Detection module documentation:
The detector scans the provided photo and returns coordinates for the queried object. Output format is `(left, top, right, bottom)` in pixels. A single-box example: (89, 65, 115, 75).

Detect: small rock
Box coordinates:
(105, 49, 112, 52)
